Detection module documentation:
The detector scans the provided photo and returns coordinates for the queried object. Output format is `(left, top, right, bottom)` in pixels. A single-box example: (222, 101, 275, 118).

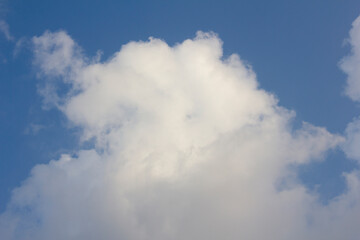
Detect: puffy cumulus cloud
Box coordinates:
(341, 15, 360, 164)
(342, 15, 360, 168)
(306, 15, 360, 240)
(2, 30, 360, 240)
(341, 15, 360, 102)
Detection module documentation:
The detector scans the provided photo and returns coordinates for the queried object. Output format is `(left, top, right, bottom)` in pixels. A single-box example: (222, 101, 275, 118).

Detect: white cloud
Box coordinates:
(0, 20, 13, 41)
(32, 30, 85, 108)
(340, 15, 360, 102)
(1, 30, 360, 240)
(341, 16, 360, 165)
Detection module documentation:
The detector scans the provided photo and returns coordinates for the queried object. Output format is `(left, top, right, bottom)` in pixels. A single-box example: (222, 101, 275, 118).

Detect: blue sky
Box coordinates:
(1, 1, 360, 239)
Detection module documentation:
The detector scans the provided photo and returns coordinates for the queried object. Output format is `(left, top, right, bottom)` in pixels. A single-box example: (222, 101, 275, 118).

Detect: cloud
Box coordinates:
(1, 30, 360, 240)
(344, 117, 360, 161)
(0, 20, 13, 41)
(24, 123, 46, 135)
(341, 16, 360, 165)
(340, 15, 360, 102)
(13, 37, 30, 58)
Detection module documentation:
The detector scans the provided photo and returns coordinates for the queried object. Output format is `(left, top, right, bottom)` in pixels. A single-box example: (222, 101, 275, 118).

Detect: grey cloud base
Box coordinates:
(0, 30, 360, 240)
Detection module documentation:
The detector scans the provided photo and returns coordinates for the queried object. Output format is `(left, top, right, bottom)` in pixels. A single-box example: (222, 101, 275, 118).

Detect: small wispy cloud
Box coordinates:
(13, 37, 30, 58)
(0, 20, 13, 41)
(24, 123, 46, 135)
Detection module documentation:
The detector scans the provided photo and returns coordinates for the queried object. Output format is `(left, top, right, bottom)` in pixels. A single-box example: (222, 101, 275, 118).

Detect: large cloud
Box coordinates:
(1, 29, 360, 240)
(341, 16, 360, 164)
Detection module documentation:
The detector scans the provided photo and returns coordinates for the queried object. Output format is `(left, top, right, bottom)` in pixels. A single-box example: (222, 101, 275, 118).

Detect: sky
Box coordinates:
(1, 0, 360, 239)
